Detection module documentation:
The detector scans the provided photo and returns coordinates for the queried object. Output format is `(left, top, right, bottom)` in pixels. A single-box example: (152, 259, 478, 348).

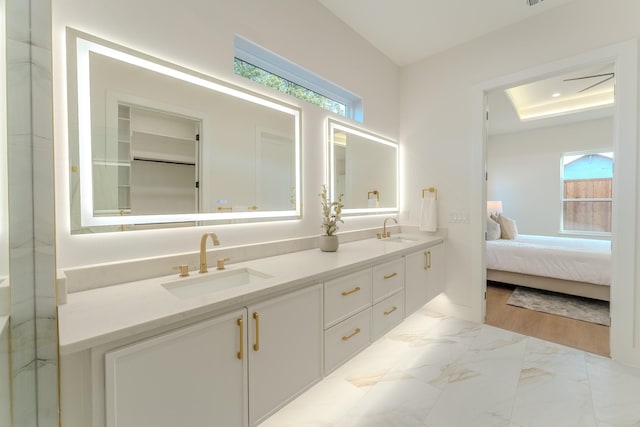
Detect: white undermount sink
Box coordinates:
(162, 267, 272, 299)
(379, 236, 418, 244)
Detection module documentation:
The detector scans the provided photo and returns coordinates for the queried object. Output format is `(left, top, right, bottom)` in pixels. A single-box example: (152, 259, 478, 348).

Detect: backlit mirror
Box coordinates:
(328, 119, 398, 214)
(67, 28, 301, 233)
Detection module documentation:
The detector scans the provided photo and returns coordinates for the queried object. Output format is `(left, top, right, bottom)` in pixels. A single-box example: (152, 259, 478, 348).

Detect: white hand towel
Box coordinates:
(419, 197, 437, 232)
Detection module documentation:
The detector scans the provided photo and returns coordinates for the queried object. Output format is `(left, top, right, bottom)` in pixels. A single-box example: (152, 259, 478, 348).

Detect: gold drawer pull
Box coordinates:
(384, 306, 398, 316)
(237, 317, 244, 360)
(253, 312, 260, 351)
(384, 272, 397, 280)
(341, 286, 361, 296)
(342, 327, 361, 341)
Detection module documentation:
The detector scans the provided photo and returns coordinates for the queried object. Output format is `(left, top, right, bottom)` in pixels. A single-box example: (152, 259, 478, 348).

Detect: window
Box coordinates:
(234, 36, 363, 122)
(561, 151, 613, 234)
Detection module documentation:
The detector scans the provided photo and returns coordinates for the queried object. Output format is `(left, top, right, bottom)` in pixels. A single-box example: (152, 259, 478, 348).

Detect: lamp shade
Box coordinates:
(487, 200, 503, 216)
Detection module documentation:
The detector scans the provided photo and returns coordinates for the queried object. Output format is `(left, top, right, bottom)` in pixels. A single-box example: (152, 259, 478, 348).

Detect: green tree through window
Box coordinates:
(234, 58, 347, 117)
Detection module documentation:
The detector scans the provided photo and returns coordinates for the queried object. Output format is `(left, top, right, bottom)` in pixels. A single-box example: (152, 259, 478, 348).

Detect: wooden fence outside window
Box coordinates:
(563, 178, 612, 232)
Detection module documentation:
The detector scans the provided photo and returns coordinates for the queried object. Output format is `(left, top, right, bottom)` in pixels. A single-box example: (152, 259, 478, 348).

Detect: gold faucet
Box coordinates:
(199, 233, 220, 273)
(379, 217, 398, 239)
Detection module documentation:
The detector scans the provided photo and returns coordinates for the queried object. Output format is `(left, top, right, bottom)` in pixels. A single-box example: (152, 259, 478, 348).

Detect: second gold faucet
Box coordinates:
(199, 232, 220, 273)
(378, 217, 398, 239)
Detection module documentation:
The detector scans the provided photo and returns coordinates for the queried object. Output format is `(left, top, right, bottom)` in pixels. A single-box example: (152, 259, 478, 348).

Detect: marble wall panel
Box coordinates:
(5, 0, 58, 425)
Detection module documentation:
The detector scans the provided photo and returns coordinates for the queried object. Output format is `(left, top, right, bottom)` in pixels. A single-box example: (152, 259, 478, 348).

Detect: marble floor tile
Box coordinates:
(260, 311, 640, 427)
(586, 353, 640, 426)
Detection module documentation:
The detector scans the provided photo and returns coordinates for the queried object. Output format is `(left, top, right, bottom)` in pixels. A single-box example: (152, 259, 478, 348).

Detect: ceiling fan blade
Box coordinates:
(563, 72, 614, 82)
(577, 75, 615, 93)
(562, 72, 614, 93)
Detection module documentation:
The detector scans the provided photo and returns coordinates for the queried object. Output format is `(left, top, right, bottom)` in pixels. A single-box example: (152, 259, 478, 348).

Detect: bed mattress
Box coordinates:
(486, 234, 611, 286)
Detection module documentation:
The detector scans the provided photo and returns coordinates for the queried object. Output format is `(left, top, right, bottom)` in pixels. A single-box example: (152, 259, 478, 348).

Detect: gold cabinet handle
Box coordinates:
(384, 306, 398, 316)
(237, 317, 244, 360)
(253, 312, 260, 351)
(423, 251, 432, 270)
(341, 286, 361, 296)
(384, 272, 397, 280)
(342, 327, 361, 341)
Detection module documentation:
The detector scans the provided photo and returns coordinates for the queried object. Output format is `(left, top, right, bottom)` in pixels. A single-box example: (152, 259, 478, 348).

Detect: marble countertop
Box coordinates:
(58, 234, 444, 355)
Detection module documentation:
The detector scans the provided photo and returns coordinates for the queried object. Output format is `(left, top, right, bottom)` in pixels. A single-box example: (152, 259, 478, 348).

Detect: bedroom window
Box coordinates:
(234, 36, 363, 122)
(561, 151, 613, 234)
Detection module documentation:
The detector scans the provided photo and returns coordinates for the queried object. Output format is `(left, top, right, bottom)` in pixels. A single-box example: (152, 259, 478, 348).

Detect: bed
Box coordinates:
(486, 234, 611, 301)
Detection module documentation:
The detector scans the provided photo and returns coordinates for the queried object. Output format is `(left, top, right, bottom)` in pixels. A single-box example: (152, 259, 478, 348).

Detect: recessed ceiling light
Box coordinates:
(552, 92, 561, 98)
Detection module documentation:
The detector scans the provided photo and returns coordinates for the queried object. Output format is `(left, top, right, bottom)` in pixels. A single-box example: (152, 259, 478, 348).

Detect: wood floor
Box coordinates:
(485, 283, 610, 357)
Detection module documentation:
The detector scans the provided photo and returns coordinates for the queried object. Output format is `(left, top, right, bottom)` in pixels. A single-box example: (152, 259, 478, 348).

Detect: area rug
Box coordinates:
(507, 287, 610, 326)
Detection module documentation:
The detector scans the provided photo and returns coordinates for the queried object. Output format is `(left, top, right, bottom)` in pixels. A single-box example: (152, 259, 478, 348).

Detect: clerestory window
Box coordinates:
(234, 36, 363, 122)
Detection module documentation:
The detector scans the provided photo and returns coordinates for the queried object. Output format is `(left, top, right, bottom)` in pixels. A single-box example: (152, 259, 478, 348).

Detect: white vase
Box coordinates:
(319, 235, 339, 252)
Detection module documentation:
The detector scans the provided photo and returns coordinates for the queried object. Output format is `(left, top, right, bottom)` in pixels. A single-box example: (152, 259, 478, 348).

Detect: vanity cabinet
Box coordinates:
(59, 238, 446, 427)
(65, 285, 322, 427)
(247, 284, 323, 426)
(404, 243, 445, 315)
(104, 309, 247, 427)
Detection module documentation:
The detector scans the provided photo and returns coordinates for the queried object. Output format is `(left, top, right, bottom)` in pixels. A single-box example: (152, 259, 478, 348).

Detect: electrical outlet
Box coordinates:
(448, 212, 470, 224)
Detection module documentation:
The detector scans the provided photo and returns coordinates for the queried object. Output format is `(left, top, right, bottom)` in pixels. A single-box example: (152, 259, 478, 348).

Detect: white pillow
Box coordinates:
(486, 217, 501, 240)
(498, 214, 518, 240)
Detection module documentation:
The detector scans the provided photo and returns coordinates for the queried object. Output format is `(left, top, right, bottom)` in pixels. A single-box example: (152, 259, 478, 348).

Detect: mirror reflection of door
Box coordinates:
(256, 129, 294, 212)
(334, 144, 347, 204)
(118, 104, 200, 227)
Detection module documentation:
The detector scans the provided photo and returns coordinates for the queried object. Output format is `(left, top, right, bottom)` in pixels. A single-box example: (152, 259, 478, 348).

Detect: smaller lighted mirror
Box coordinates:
(328, 120, 398, 214)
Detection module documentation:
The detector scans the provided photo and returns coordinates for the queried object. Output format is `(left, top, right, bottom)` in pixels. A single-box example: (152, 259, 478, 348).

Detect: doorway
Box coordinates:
(472, 40, 638, 363)
(483, 65, 614, 355)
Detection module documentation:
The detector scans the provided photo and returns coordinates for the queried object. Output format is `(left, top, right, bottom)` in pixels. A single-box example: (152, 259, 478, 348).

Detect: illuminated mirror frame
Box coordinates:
(68, 28, 301, 229)
(328, 119, 399, 215)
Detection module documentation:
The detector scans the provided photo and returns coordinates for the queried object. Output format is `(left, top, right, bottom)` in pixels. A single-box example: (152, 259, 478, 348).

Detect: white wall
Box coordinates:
(0, 317, 9, 427)
(487, 117, 613, 236)
(400, 0, 640, 365)
(0, 0, 7, 278)
(52, 0, 400, 267)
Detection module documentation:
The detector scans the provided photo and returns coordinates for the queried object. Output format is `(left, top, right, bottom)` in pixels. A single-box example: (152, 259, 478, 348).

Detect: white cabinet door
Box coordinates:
(424, 243, 445, 303)
(105, 309, 248, 427)
(247, 284, 323, 426)
(405, 244, 445, 315)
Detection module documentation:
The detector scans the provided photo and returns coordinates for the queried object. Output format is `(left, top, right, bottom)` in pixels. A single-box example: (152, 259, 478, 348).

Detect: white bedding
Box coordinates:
(486, 234, 611, 286)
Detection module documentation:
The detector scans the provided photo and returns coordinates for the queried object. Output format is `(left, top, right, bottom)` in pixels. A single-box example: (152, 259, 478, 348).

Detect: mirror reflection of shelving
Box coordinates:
(117, 104, 131, 212)
(122, 104, 199, 217)
(91, 105, 132, 216)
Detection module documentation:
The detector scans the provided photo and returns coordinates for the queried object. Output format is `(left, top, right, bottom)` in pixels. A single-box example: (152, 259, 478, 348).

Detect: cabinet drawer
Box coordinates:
(372, 258, 404, 303)
(324, 269, 372, 328)
(371, 291, 405, 341)
(324, 308, 371, 374)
